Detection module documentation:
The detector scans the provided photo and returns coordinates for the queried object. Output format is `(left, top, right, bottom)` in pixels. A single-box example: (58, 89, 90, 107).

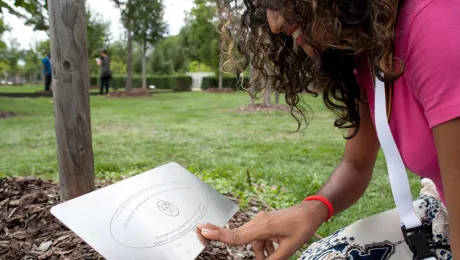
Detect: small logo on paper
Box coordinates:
(157, 200, 179, 217)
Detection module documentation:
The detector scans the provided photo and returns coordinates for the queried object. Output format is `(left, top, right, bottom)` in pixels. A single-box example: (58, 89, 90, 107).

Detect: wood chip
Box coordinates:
(38, 249, 54, 259)
(53, 234, 71, 244)
(12, 230, 27, 240)
(54, 248, 75, 255)
(0, 177, 272, 260)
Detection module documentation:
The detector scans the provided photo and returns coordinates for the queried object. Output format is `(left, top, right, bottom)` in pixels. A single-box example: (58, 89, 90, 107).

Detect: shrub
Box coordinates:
(90, 75, 192, 91)
(200, 76, 249, 90)
(201, 77, 218, 90)
(168, 76, 193, 92)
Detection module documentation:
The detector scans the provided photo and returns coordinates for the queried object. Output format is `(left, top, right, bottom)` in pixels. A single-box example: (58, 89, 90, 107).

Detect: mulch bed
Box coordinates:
(0, 177, 263, 259)
(238, 104, 292, 113)
(0, 111, 18, 119)
(105, 88, 152, 98)
(206, 88, 237, 93)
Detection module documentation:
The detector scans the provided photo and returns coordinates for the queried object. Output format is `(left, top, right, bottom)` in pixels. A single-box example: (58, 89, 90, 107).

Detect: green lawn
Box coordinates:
(0, 85, 174, 94)
(0, 86, 422, 245)
(0, 85, 44, 93)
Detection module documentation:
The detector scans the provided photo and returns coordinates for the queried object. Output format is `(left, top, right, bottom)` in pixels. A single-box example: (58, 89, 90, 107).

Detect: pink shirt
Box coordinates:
(356, 0, 460, 202)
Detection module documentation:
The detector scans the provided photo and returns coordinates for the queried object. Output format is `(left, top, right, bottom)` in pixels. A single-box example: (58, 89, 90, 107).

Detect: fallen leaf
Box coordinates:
(9, 200, 21, 206)
(38, 241, 52, 252)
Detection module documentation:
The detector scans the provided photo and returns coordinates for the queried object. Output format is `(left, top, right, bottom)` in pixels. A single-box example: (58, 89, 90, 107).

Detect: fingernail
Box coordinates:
(201, 228, 210, 233)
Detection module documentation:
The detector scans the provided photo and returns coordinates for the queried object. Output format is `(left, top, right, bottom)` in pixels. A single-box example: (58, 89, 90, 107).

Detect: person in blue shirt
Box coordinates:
(42, 54, 52, 91)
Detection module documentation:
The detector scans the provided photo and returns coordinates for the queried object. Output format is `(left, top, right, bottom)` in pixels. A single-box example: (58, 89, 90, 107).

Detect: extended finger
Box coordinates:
(265, 240, 276, 256)
(197, 221, 270, 246)
(252, 240, 266, 260)
(267, 237, 300, 260)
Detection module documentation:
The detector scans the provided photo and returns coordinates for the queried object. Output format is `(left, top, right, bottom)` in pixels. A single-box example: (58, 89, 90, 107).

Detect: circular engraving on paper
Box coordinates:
(110, 182, 208, 248)
(157, 200, 179, 217)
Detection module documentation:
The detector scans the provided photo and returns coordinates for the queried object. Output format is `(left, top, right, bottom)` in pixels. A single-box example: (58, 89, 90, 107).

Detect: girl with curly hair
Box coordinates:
(197, 0, 460, 259)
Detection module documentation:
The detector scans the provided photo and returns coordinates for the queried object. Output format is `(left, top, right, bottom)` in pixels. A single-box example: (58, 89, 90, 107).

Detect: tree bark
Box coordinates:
(48, 0, 95, 200)
(142, 40, 147, 89)
(275, 90, 280, 104)
(218, 54, 223, 89)
(262, 62, 271, 106)
(15, 73, 20, 85)
(263, 84, 271, 106)
(249, 63, 255, 105)
(218, 11, 223, 89)
(126, 19, 133, 91)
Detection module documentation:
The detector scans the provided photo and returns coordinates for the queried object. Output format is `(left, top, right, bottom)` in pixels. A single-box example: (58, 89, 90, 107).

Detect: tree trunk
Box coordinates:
(248, 63, 255, 105)
(35, 70, 40, 84)
(218, 32, 223, 89)
(126, 19, 133, 91)
(142, 40, 147, 89)
(275, 90, 280, 104)
(263, 84, 271, 106)
(48, 0, 95, 200)
(15, 73, 21, 85)
(262, 62, 273, 106)
(218, 55, 223, 89)
(198, 62, 201, 72)
(249, 86, 255, 105)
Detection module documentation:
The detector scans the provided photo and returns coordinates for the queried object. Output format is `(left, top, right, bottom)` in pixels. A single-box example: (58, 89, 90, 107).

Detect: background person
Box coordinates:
(97, 49, 112, 95)
(42, 53, 52, 92)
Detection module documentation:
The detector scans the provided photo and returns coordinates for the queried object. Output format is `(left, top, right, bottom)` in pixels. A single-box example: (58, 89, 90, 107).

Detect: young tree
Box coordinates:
(150, 48, 173, 75)
(113, 0, 136, 91)
(107, 39, 128, 75)
(2, 39, 24, 84)
(182, 0, 219, 72)
(151, 35, 189, 74)
(86, 9, 110, 75)
(130, 0, 167, 89)
(0, 16, 9, 48)
(47, 0, 95, 200)
(23, 41, 42, 83)
(36, 39, 50, 57)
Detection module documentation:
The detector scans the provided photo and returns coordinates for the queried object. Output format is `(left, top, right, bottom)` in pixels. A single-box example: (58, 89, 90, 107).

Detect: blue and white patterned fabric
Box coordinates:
(300, 179, 451, 260)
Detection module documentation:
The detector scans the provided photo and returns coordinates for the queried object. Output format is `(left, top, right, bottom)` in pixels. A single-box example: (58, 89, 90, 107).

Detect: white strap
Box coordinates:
(374, 77, 422, 229)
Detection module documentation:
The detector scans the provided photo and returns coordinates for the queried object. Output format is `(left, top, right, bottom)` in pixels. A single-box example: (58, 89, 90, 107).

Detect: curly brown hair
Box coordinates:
(218, 0, 403, 138)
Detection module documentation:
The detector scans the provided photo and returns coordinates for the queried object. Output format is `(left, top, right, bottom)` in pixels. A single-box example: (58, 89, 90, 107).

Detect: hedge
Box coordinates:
(201, 76, 249, 90)
(90, 75, 192, 91)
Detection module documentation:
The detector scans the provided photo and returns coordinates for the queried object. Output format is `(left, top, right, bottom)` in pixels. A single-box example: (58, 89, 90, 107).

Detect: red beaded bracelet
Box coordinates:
(303, 196, 334, 221)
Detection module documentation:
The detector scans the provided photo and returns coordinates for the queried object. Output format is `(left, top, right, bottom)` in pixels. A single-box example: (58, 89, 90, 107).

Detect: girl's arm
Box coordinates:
(316, 99, 380, 215)
(433, 118, 460, 258)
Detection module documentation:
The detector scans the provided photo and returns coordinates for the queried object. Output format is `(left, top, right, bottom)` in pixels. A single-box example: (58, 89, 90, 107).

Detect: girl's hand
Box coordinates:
(197, 201, 328, 260)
